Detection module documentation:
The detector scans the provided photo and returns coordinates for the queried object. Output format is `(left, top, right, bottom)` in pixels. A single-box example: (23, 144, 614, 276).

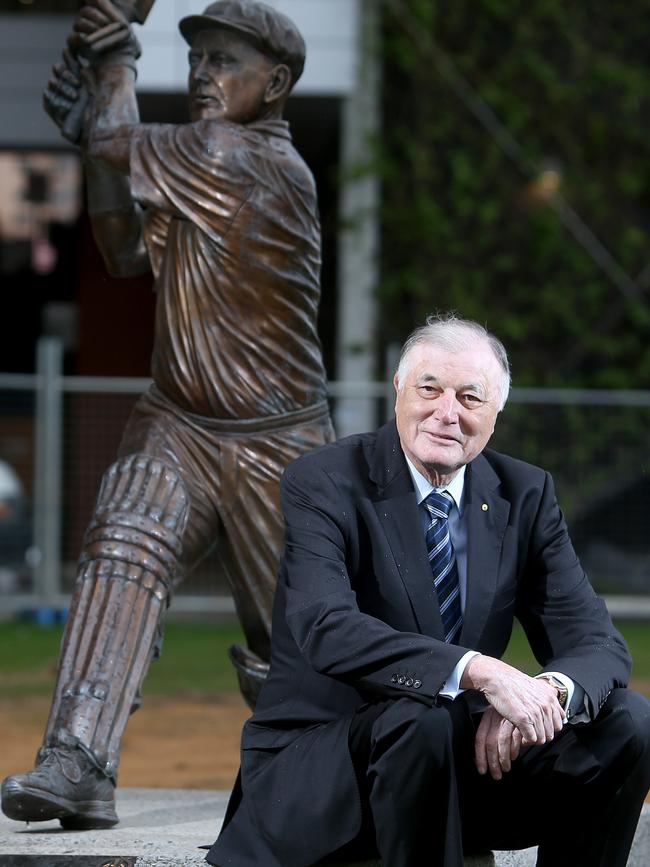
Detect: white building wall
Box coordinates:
(139, 0, 359, 95)
(0, 1, 359, 146)
(334, 0, 381, 436)
(0, 17, 74, 147)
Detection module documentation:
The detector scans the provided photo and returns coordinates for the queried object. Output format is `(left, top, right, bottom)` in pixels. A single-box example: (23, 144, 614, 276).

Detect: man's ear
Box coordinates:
(264, 64, 292, 104)
(393, 372, 401, 410)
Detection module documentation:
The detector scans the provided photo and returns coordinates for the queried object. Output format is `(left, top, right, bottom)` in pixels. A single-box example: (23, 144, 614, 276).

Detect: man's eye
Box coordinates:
(416, 385, 437, 398)
(461, 393, 483, 406)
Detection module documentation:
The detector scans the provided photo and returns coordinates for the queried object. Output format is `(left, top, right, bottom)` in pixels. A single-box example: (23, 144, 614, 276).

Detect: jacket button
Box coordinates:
(398, 676, 406, 685)
(413, 680, 422, 688)
(391, 674, 398, 683)
(405, 678, 414, 687)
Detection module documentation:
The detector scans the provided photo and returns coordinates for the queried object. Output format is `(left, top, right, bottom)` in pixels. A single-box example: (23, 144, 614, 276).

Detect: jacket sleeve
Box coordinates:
(279, 459, 468, 703)
(515, 470, 631, 717)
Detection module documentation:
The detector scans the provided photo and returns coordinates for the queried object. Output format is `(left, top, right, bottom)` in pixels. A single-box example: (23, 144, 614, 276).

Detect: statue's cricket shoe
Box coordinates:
(1, 746, 118, 829)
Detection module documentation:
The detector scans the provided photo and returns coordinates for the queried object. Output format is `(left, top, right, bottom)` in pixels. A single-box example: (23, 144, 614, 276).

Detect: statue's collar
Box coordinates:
(248, 119, 292, 140)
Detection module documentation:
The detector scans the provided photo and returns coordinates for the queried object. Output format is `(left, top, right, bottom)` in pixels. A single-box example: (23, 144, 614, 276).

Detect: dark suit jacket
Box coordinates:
(208, 420, 631, 867)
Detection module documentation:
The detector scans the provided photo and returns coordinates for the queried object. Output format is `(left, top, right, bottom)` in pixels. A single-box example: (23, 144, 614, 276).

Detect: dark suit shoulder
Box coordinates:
(479, 447, 549, 486)
(282, 428, 379, 482)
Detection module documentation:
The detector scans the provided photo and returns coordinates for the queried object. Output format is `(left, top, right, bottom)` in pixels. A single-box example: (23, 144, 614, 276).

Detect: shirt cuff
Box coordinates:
(439, 651, 481, 699)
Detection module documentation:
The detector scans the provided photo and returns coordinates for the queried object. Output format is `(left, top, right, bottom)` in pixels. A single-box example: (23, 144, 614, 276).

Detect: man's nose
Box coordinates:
(433, 390, 458, 422)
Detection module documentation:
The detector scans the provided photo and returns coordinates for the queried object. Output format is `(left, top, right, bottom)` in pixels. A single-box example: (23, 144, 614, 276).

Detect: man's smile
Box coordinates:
(420, 429, 461, 444)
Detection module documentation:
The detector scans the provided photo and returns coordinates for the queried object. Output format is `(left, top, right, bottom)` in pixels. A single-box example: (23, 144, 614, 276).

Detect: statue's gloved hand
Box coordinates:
(43, 49, 88, 144)
(68, 0, 142, 65)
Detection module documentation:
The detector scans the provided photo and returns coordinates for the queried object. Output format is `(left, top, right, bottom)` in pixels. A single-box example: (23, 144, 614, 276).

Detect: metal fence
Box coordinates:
(1, 338, 649, 618)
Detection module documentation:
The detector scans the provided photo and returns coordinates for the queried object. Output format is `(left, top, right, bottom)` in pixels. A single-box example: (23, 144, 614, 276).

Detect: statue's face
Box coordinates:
(188, 29, 275, 123)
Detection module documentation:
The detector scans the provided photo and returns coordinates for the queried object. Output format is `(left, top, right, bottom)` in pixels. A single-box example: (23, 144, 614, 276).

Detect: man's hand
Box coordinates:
(68, 0, 141, 64)
(474, 706, 524, 780)
(462, 655, 565, 747)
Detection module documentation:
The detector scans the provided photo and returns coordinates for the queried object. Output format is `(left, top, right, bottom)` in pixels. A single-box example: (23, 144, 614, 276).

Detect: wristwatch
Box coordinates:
(538, 674, 569, 711)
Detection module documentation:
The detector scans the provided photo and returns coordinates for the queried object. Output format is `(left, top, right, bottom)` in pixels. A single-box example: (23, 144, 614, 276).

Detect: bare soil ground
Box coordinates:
(2, 686, 650, 798)
(0, 694, 250, 790)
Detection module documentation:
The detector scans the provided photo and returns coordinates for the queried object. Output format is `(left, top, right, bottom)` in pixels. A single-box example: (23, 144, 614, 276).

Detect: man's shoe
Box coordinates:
(1, 746, 118, 829)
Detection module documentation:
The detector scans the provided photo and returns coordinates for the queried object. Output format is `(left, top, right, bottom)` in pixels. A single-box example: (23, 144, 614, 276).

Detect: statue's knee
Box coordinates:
(82, 454, 189, 597)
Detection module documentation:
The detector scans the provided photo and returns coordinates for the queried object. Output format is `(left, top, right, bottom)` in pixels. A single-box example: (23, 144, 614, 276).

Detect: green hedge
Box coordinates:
(378, 0, 650, 388)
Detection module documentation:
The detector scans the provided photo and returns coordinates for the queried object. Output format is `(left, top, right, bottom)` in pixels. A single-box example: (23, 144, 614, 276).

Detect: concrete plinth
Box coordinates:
(0, 789, 647, 866)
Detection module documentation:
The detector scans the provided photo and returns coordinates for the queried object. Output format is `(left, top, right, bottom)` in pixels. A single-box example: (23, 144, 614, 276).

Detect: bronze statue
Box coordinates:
(1, 0, 334, 830)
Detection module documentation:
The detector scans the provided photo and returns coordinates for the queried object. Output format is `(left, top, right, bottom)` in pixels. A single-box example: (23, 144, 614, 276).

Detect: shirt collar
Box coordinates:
(404, 455, 466, 513)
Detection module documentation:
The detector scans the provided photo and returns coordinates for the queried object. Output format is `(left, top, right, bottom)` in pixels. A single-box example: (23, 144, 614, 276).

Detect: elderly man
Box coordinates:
(1, 0, 333, 830)
(207, 313, 650, 867)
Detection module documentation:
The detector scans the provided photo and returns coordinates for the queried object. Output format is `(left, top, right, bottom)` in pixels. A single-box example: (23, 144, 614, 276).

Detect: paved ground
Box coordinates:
(1, 790, 648, 866)
(0, 788, 227, 866)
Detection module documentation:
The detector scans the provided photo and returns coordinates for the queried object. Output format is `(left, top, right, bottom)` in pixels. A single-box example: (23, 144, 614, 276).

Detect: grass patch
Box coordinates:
(0, 619, 245, 699)
(146, 621, 245, 695)
(0, 617, 647, 699)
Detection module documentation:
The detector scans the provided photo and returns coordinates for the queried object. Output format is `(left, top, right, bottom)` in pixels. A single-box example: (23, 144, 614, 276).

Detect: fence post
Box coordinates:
(32, 336, 63, 610)
(334, 0, 381, 437)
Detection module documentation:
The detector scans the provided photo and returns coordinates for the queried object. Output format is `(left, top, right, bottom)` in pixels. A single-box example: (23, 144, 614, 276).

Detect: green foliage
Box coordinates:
(490, 402, 650, 519)
(377, 0, 650, 388)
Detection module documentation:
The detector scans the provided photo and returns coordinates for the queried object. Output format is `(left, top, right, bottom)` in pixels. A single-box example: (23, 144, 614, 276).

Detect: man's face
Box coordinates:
(188, 29, 275, 123)
(394, 341, 503, 485)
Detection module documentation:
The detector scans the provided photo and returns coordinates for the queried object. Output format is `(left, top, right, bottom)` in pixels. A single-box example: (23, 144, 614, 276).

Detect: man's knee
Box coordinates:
(601, 688, 650, 756)
(369, 698, 458, 770)
(575, 687, 650, 796)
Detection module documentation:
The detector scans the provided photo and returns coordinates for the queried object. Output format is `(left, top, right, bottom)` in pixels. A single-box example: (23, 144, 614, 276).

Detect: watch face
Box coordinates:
(552, 681, 568, 709)
(540, 675, 568, 709)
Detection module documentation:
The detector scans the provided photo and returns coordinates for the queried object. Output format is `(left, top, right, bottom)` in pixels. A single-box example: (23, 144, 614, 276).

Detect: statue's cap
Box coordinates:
(179, 0, 305, 86)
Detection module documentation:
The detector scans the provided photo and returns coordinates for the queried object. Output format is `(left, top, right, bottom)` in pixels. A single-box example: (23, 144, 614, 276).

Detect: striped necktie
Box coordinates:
(422, 490, 463, 644)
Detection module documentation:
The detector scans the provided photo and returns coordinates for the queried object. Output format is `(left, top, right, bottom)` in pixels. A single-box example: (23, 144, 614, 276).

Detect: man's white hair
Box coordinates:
(395, 312, 511, 411)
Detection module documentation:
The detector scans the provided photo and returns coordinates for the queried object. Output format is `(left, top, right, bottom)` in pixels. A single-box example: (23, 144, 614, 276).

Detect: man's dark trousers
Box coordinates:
(336, 689, 650, 867)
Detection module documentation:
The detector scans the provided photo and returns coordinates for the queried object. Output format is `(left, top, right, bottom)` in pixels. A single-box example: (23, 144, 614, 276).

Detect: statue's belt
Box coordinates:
(147, 384, 330, 435)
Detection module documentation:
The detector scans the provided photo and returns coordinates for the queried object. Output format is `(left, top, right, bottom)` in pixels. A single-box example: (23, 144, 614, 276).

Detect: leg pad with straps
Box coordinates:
(42, 455, 188, 779)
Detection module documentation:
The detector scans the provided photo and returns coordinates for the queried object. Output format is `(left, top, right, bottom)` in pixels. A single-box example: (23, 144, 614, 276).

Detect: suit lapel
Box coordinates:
(367, 427, 512, 646)
(369, 421, 445, 639)
(460, 453, 510, 647)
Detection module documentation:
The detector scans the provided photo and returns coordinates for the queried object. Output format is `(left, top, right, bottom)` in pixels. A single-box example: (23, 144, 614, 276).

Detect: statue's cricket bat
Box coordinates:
(116, 0, 157, 24)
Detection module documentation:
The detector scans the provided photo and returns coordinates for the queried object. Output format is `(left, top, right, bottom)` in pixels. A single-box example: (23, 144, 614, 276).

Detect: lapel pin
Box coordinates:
(481, 503, 489, 511)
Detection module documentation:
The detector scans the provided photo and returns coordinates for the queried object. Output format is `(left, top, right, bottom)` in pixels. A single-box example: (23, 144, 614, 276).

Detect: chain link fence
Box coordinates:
(1, 339, 648, 617)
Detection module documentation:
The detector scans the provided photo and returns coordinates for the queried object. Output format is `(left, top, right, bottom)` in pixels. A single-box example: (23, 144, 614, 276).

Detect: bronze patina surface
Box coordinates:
(1, 0, 333, 829)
